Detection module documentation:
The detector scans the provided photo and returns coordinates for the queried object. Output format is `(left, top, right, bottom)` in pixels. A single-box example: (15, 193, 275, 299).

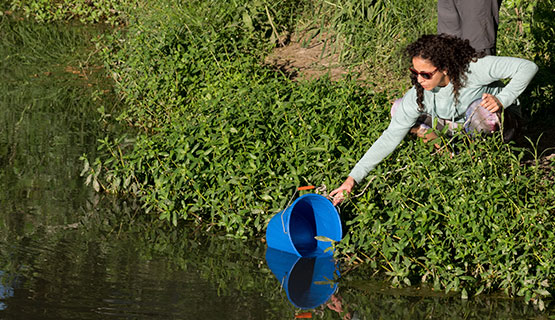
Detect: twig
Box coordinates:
(265, 5, 284, 47)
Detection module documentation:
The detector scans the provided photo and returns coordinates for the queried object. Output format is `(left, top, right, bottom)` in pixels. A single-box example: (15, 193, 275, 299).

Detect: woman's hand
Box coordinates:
(329, 176, 355, 206)
(480, 93, 503, 113)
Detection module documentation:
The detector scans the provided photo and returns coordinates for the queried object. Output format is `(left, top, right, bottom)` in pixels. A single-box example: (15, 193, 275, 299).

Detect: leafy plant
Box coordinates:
(8, 0, 138, 25)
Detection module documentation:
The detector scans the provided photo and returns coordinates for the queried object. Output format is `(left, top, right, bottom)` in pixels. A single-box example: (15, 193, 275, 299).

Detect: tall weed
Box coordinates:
(296, 0, 436, 92)
(498, 0, 555, 120)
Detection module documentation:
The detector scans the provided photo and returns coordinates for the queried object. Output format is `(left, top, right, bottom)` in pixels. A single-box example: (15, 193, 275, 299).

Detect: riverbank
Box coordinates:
(4, 0, 554, 309)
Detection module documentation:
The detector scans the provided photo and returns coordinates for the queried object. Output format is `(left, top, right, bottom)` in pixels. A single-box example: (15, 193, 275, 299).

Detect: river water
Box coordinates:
(0, 18, 551, 319)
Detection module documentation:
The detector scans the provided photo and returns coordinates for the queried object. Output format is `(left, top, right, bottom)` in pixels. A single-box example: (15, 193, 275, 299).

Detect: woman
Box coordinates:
(329, 34, 538, 205)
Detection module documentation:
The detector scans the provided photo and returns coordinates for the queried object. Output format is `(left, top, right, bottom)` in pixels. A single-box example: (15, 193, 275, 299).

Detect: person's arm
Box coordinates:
(472, 56, 538, 111)
(329, 125, 409, 205)
(348, 91, 420, 183)
(480, 93, 503, 112)
(330, 91, 420, 205)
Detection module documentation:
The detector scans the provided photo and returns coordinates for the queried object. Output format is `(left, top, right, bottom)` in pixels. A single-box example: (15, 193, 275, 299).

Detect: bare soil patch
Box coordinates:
(264, 32, 349, 81)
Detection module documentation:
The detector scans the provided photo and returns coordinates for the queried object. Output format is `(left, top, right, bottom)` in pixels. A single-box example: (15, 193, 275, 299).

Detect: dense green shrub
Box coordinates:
(498, 0, 555, 120)
(87, 0, 342, 235)
(339, 134, 555, 305)
(99, 0, 302, 130)
(7, 0, 138, 25)
(90, 66, 387, 234)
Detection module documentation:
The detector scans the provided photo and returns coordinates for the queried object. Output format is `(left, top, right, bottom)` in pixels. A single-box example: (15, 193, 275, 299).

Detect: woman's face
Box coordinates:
(411, 56, 450, 90)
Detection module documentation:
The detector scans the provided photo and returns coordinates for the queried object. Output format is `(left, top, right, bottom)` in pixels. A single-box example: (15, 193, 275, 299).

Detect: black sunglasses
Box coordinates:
(409, 67, 438, 80)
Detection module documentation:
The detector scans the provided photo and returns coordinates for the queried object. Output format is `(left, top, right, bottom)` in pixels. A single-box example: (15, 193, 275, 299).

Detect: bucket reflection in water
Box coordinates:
(265, 247, 339, 310)
(0, 271, 16, 311)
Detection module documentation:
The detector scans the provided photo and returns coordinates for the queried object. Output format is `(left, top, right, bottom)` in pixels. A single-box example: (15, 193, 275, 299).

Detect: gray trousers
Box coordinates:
(437, 0, 502, 55)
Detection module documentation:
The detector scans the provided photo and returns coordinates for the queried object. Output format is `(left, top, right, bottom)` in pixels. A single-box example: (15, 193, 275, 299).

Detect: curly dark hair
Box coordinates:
(406, 34, 485, 112)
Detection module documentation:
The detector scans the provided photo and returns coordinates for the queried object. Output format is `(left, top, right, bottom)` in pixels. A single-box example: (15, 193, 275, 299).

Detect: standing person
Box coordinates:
(329, 34, 537, 205)
(437, 0, 503, 55)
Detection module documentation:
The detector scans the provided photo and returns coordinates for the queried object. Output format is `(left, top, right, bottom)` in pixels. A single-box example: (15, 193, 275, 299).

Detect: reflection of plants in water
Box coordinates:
(0, 195, 297, 319)
(0, 17, 120, 220)
(0, 18, 113, 175)
(329, 280, 551, 319)
(135, 220, 295, 314)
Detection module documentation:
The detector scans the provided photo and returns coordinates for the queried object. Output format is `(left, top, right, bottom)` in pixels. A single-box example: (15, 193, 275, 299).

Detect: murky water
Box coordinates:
(1, 18, 552, 320)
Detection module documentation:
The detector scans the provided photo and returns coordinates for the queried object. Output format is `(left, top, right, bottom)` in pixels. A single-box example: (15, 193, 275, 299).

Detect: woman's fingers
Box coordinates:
(330, 177, 355, 206)
(480, 93, 494, 111)
(329, 189, 341, 205)
(481, 93, 502, 112)
(329, 188, 348, 206)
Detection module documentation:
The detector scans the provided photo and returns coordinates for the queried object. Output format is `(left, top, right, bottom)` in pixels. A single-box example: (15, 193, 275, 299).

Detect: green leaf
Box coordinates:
(93, 178, 100, 192)
(314, 236, 334, 242)
(242, 11, 253, 31)
(260, 194, 273, 201)
(461, 288, 468, 300)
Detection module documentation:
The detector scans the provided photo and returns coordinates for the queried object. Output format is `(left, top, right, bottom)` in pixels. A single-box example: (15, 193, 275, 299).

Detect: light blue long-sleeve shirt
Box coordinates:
(349, 55, 538, 183)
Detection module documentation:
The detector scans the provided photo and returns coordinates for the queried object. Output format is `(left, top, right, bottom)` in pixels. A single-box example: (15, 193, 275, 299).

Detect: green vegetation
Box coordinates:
(291, 0, 437, 90)
(5, 0, 137, 25)
(342, 134, 555, 306)
(5, 0, 555, 309)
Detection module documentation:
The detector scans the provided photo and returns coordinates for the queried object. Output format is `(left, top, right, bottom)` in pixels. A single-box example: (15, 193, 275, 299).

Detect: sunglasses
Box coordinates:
(409, 67, 438, 80)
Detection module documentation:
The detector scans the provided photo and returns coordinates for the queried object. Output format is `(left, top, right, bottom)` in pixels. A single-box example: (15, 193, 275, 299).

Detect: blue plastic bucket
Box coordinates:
(266, 193, 342, 257)
(265, 247, 339, 309)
